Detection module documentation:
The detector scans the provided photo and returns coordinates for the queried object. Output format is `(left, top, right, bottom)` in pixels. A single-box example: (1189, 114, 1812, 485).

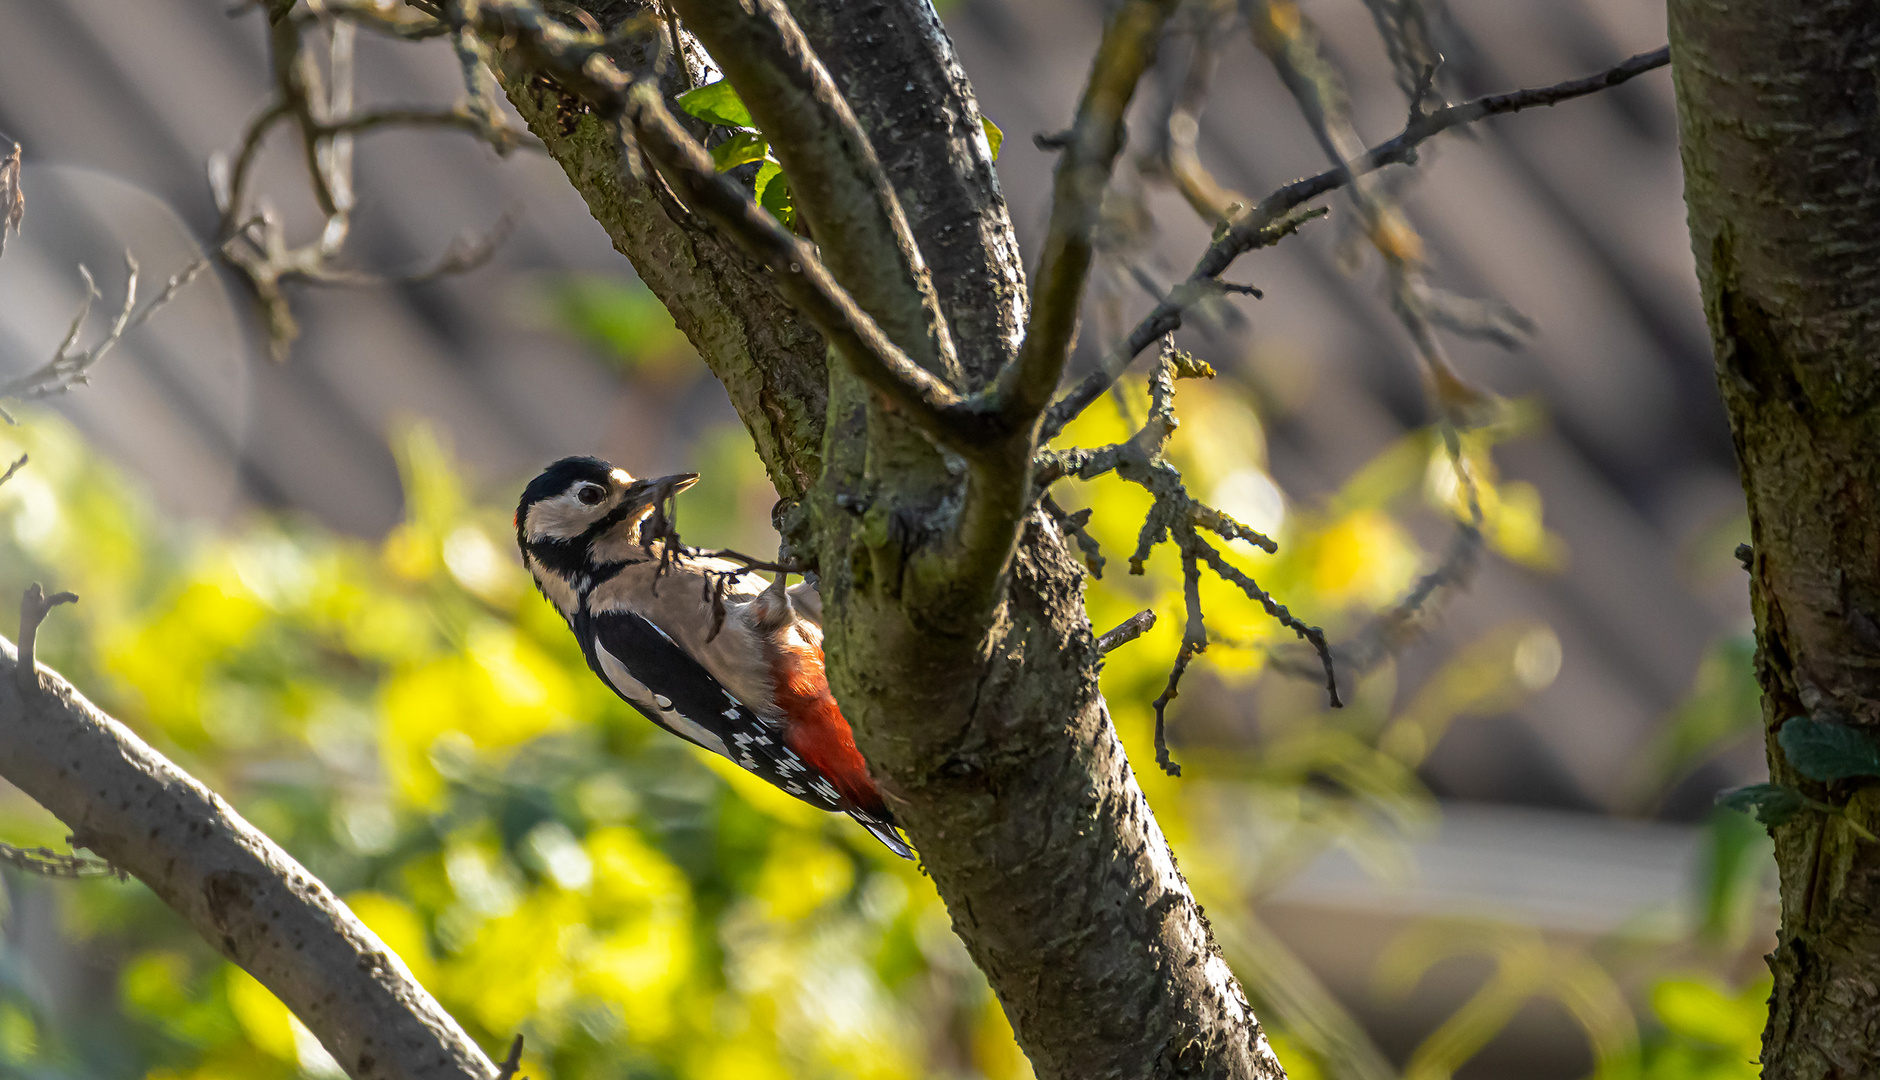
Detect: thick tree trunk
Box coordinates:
(1669, 5, 1880, 1077)
(493, 3, 1286, 1076)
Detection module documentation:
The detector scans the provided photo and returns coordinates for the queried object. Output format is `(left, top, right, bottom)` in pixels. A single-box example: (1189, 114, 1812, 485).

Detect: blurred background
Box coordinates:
(0, 1, 1772, 1078)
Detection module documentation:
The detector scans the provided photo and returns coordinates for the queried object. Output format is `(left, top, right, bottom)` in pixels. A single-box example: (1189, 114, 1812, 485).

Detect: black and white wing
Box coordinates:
(575, 608, 845, 813)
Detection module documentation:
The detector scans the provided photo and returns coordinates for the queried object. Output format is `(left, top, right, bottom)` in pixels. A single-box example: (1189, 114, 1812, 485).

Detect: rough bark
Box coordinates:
(0, 638, 495, 1080)
(785, 0, 1027, 386)
(492, 2, 1287, 1076)
(1669, 5, 1880, 1078)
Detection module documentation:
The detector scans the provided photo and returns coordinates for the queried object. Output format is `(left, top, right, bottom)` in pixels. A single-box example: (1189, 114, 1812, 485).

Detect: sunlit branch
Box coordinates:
(1096, 609, 1157, 655)
(0, 595, 498, 1079)
(996, 0, 1184, 428)
(669, 0, 960, 384)
(1, 138, 22, 257)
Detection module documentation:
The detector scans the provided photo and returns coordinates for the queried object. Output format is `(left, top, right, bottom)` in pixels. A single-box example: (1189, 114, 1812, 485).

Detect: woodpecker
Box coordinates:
(515, 456, 913, 859)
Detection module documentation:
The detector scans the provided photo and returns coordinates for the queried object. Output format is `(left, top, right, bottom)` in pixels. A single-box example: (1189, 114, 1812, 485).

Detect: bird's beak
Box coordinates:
(650, 472, 699, 496)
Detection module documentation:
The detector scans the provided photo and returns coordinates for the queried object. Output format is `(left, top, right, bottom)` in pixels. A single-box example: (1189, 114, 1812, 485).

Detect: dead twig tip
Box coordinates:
(17, 582, 78, 697)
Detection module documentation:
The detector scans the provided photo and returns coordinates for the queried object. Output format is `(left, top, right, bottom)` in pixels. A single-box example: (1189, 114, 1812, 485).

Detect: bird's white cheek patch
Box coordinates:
(594, 642, 733, 760)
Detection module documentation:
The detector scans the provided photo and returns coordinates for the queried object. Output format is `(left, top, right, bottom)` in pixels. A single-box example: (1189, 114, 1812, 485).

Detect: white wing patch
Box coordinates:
(594, 640, 733, 760)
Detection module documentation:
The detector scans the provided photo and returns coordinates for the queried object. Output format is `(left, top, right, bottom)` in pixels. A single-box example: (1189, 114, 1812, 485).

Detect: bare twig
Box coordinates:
(1191, 532, 1339, 707)
(1042, 45, 1671, 437)
(1097, 609, 1158, 655)
(1046, 344, 1339, 769)
(0, 455, 27, 487)
(210, 2, 532, 359)
(1044, 493, 1107, 578)
(494, 1034, 526, 1080)
(0, 137, 21, 257)
(16, 583, 77, 698)
(1152, 542, 1209, 777)
(998, 0, 1183, 427)
(0, 251, 213, 407)
(1246, 0, 1508, 421)
(316, 107, 542, 152)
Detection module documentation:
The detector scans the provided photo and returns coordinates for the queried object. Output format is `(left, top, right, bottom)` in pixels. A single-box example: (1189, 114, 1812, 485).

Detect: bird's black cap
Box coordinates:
(515, 455, 616, 540)
(519, 456, 614, 511)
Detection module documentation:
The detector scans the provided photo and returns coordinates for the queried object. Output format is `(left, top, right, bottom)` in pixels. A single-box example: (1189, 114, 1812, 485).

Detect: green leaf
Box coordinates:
(756, 160, 794, 228)
(711, 131, 768, 172)
(1779, 713, 1880, 781)
(981, 116, 1003, 159)
(1717, 783, 1808, 827)
(676, 80, 754, 128)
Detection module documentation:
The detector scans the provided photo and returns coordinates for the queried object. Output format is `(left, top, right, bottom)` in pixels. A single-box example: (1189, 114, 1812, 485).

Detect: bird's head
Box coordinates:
(515, 456, 697, 605)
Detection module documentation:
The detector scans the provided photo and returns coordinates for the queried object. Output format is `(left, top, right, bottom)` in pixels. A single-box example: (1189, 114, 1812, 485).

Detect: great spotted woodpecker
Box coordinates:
(515, 456, 913, 858)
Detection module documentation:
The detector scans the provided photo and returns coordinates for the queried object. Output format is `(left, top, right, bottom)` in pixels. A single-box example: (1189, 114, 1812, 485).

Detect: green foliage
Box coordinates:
(0, 412, 1026, 1080)
(0, 345, 1778, 1079)
(756, 161, 795, 230)
(1617, 974, 1768, 1080)
(1778, 713, 1880, 782)
(537, 275, 697, 381)
(1717, 783, 1809, 828)
(676, 80, 754, 129)
(980, 117, 1003, 159)
(712, 130, 769, 172)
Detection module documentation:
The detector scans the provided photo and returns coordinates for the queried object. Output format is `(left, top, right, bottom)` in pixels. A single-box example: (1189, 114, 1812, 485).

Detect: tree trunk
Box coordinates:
(1668, 5, 1880, 1077)
(491, 3, 1286, 1077)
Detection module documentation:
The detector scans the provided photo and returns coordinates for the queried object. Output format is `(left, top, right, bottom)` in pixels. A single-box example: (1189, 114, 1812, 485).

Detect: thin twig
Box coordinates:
(16, 583, 78, 698)
(1151, 546, 1206, 777)
(998, 0, 1183, 427)
(1043, 493, 1107, 577)
(0, 251, 213, 405)
(0, 455, 27, 487)
(0, 138, 22, 257)
(1042, 45, 1670, 437)
(1097, 609, 1157, 655)
(494, 1034, 526, 1080)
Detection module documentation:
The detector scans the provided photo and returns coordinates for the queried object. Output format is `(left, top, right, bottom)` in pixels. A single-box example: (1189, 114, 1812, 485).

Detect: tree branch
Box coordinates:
(0, 632, 497, 1080)
(785, 0, 1027, 387)
(1042, 44, 1671, 438)
(483, 1, 831, 500)
(462, 0, 1002, 451)
(997, 0, 1182, 427)
(668, 0, 961, 383)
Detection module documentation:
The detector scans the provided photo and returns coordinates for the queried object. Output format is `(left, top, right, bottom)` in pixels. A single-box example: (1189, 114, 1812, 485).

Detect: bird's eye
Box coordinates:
(577, 484, 605, 506)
